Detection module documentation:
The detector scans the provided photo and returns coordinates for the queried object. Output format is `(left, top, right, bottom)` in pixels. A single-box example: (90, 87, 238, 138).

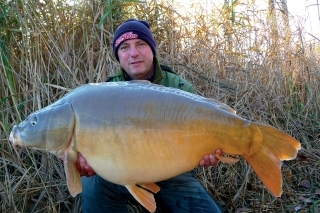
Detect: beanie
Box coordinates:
(112, 19, 156, 61)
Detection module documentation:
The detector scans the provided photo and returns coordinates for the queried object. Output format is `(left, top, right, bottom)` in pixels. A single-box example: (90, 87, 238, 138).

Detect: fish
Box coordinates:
(9, 81, 301, 213)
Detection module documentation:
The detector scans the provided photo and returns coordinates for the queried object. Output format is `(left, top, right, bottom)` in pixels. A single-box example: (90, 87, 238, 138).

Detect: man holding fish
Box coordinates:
(9, 18, 300, 213)
(79, 19, 223, 213)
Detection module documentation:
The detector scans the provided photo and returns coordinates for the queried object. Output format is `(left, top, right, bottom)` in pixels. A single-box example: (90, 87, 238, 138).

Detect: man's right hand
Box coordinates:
(76, 153, 96, 177)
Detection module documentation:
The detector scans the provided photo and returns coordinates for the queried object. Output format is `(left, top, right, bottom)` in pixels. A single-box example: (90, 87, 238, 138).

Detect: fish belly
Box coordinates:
(76, 126, 222, 185)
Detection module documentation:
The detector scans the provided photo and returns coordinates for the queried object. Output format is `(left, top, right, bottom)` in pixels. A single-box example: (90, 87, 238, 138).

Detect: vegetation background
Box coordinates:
(0, 0, 319, 212)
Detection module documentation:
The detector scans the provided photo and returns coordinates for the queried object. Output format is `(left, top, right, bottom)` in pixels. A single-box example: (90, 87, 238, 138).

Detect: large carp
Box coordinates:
(9, 81, 301, 212)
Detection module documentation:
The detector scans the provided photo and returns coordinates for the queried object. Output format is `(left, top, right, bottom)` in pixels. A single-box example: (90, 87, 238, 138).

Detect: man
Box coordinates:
(78, 19, 223, 213)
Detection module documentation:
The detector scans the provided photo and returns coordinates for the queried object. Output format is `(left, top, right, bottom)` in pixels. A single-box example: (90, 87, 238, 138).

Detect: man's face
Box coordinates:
(117, 39, 154, 80)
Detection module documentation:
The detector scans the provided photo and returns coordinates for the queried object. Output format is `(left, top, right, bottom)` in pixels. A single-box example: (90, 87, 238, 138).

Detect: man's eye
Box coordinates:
(138, 42, 146, 46)
(120, 45, 129, 50)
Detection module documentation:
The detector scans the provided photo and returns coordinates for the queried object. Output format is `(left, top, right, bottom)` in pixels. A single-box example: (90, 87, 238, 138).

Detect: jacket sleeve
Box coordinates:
(160, 71, 195, 94)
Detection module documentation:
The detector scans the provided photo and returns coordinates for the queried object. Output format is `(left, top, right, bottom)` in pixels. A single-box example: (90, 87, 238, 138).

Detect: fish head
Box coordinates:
(9, 102, 75, 153)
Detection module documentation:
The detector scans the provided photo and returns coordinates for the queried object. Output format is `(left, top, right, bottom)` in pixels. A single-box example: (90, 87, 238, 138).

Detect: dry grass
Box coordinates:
(1, 0, 319, 212)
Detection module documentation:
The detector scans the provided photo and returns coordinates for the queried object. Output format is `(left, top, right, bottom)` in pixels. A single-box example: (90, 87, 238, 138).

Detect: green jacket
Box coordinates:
(105, 57, 195, 94)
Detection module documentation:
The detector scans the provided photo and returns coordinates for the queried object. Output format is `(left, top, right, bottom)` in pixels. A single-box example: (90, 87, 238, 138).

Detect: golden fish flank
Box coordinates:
(9, 81, 301, 213)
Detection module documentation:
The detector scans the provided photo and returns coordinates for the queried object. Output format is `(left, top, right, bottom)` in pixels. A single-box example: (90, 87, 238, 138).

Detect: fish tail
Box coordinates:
(243, 124, 301, 197)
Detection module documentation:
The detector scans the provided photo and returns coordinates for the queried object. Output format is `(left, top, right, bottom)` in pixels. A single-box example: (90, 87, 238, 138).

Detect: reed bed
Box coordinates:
(0, 0, 319, 212)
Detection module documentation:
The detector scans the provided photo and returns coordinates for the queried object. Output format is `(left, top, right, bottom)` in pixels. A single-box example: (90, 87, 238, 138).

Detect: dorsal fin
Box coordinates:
(207, 98, 236, 114)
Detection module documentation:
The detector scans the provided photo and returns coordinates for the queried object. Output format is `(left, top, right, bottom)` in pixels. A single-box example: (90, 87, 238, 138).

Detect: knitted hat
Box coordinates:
(112, 19, 156, 61)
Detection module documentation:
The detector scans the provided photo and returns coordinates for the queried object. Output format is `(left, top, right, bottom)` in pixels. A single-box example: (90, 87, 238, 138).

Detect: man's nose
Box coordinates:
(130, 46, 139, 57)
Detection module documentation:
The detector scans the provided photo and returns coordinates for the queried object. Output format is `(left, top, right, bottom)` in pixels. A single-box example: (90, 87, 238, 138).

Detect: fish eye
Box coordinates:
(30, 117, 37, 126)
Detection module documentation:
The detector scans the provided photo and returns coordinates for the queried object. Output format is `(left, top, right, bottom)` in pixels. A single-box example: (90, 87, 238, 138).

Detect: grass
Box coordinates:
(0, 0, 319, 212)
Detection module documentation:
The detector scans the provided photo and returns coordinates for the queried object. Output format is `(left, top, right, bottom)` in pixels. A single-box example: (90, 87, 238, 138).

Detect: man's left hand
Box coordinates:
(199, 149, 222, 167)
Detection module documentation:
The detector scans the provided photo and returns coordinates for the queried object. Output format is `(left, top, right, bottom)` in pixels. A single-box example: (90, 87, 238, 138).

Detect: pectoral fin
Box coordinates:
(64, 149, 82, 196)
(126, 184, 157, 213)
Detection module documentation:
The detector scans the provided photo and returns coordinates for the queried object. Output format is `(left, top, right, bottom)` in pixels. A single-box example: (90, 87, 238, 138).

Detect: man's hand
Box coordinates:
(76, 153, 96, 177)
(199, 149, 222, 167)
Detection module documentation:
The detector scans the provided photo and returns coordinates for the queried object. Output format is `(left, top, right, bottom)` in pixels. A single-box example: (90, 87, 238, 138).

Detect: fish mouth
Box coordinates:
(9, 126, 25, 155)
